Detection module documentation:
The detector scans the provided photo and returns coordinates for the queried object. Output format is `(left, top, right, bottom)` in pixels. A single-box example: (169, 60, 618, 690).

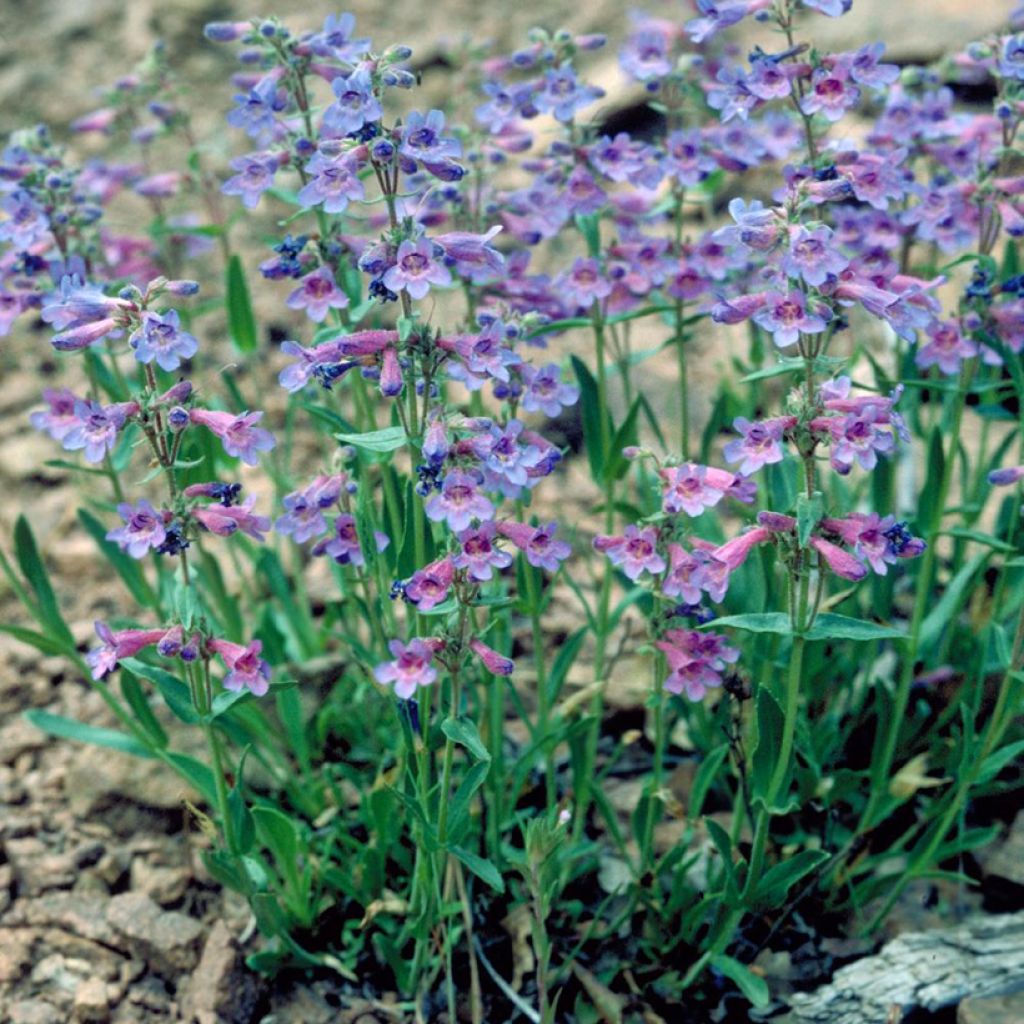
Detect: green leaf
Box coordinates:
(919, 553, 988, 653)
(751, 688, 785, 808)
(441, 716, 490, 762)
(450, 846, 505, 893)
(0, 623, 75, 658)
(796, 491, 823, 548)
(225, 254, 258, 353)
(709, 954, 769, 1008)
(121, 658, 198, 724)
(977, 739, 1024, 785)
(78, 509, 159, 610)
(710, 613, 793, 636)
(571, 354, 608, 482)
(689, 744, 729, 818)
(922, 426, 945, 536)
(119, 667, 168, 748)
(604, 397, 641, 484)
(335, 426, 408, 453)
(24, 709, 153, 758)
(805, 614, 905, 642)
(166, 752, 217, 803)
(749, 849, 828, 909)
(13, 516, 75, 647)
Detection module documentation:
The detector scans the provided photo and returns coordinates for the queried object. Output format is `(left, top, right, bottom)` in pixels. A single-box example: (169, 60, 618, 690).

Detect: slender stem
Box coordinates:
(860, 357, 977, 832)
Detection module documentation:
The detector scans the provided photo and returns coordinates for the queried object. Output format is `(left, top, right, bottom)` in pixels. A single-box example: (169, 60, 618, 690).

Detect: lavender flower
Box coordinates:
(222, 152, 281, 209)
(374, 638, 437, 699)
(323, 68, 382, 135)
(296, 151, 365, 214)
(425, 469, 494, 531)
(782, 227, 849, 287)
(130, 309, 198, 371)
(498, 520, 572, 571)
(520, 363, 579, 417)
(723, 416, 793, 475)
(399, 110, 461, 164)
(189, 409, 276, 466)
(286, 266, 350, 323)
(63, 400, 137, 464)
(106, 500, 167, 558)
(753, 290, 830, 348)
(209, 639, 271, 696)
(382, 238, 452, 299)
(594, 524, 666, 581)
(404, 557, 455, 610)
(453, 521, 513, 581)
(534, 63, 604, 123)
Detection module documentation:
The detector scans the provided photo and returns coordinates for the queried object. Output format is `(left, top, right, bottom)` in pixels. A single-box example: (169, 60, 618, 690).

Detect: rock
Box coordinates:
(958, 992, 1024, 1024)
(73, 977, 111, 1023)
(10, 892, 120, 946)
(979, 813, 1024, 888)
(106, 891, 203, 974)
(0, 717, 48, 764)
(31, 952, 83, 995)
(129, 856, 190, 906)
(8, 1000, 63, 1024)
(3, 837, 76, 894)
(180, 921, 262, 1024)
(0, 927, 37, 983)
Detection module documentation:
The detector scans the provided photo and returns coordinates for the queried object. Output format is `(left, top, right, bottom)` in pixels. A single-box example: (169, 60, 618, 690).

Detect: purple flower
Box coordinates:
(521, 363, 579, 417)
(999, 35, 1024, 80)
(723, 416, 793, 475)
(276, 475, 345, 544)
(222, 152, 281, 209)
(449, 321, 520, 389)
(469, 638, 514, 676)
(662, 543, 705, 605)
(323, 67, 382, 135)
(915, 320, 978, 376)
(106, 500, 167, 558)
(593, 524, 666, 581)
(382, 238, 451, 300)
(657, 628, 739, 701)
(63, 400, 137, 463)
(374, 638, 437, 699)
(87, 622, 166, 680)
(800, 66, 860, 122)
(404, 557, 456, 611)
(130, 309, 198, 371)
(189, 409, 276, 466)
(286, 266, 350, 323)
(433, 226, 505, 280)
(425, 470, 494, 531)
(990, 465, 1024, 487)
(498, 520, 571, 571)
(588, 133, 659, 186)
(309, 12, 371, 59)
(400, 110, 461, 164)
(227, 74, 287, 142)
(30, 388, 82, 441)
(476, 420, 544, 492)
(782, 227, 848, 287)
(296, 151, 365, 214)
(453, 521, 513, 581)
(310, 513, 388, 566)
(753, 290, 829, 348)
(685, 0, 772, 44)
(828, 410, 896, 474)
(803, 0, 851, 14)
(561, 257, 611, 309)
(41, 276, 126, 331)
(277, 338, 353, 392)
(534, 63, 604, 123)
(209, 639, 271, 696)
(620, 18, 674, 82)
(0, 190, 49, 248)
(660, 464, 728, 517)
(846, 43, 899, 88)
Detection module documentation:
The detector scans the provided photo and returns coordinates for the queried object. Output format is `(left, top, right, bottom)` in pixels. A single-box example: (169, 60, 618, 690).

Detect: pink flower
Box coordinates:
(208, 638, 271, 696)
(469, 638, 514, 676)
(660, 463, 730, 517)
(286, 266, 350, 323)
(593, 524, 666, 581)
(404, 557, 456, 611)
(192, 496, 271, 541)
(189, 409, 276, 466)
(809, 536, 868, 582)
(86, 622, 167, 680)
(374, 638, 438, 698)
(723, 417, 793, 476)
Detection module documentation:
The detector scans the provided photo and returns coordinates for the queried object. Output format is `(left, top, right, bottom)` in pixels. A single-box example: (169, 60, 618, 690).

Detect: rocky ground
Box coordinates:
(1, 1, 1024, 1022)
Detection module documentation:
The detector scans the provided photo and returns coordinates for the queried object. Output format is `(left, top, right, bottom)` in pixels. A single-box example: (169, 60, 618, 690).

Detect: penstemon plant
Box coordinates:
(3, 2, 1024, 1019)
